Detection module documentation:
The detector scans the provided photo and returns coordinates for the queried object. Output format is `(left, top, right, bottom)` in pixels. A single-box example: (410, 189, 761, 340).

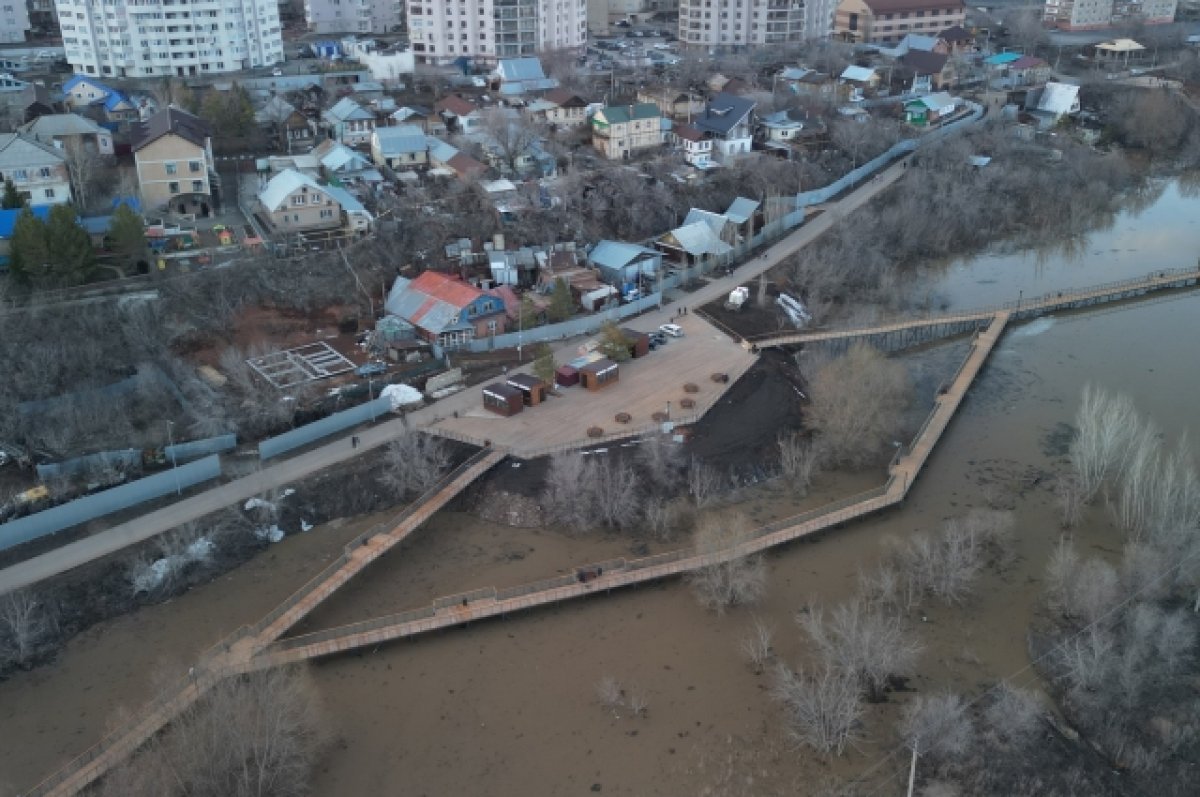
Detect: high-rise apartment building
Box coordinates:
(586, 1, 678, 34)
(407, 0, 587, 65)
(677, 0, 808, 50)
(304, 0, 403, 34)
(56, 0, 284, 78)
(1, 0, 31, 42)
(1043, 0, 1176, 30)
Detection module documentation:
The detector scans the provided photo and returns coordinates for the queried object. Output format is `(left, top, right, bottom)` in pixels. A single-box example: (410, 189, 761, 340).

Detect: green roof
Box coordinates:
(596, 103, 660, 124)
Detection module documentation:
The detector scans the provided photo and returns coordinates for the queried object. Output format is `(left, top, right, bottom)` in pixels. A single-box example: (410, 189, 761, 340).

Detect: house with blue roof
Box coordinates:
(0, 205, 53, 267)
(322, 97, 375, 146)
(588, 240, 663, 288)
(312, 139, 382, 182)
(490, 58, 559, 96)
(62, 76, 138, 125)
(370, 124, 429, 169)
(323, 185, 374, 233)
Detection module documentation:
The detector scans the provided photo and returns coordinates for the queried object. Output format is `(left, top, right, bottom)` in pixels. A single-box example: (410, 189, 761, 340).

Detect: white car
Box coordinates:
(659, 323, 684, 338)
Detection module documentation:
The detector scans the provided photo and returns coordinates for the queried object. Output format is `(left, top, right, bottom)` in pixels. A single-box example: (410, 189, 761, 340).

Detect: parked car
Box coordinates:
(650, 331, 668, 346)
(355, 362, 387, 377)
(659, 323, 684, 338)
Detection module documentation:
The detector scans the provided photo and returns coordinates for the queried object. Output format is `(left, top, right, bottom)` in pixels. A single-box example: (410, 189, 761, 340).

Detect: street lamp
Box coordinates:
(166, 420, 181, 495)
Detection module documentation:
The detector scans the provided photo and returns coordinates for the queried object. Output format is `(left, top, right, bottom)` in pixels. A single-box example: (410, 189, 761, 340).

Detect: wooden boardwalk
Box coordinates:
(249, 313, 1011, 668)
(747, 266, 1200, 349)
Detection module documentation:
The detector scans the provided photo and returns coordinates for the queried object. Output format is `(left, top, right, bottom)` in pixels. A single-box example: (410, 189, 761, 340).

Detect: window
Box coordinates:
(191, 180, 203, 192)
(39, 167, 52, 178)
(44, 188, 55, 199)
(13, 169, 27, 181)
(319, 208, 334, 218)
(169, 181, 180, 193)
(291, 194, 306, 205)
(165, 162, 177, 175)
(188, 160, 201, 172)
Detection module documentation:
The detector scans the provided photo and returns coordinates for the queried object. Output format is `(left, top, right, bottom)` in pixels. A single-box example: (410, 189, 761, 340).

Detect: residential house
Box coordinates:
(62, 76, 139, 127)
(132, 107, 217, 214)
(18, 113, 115, 155)
(61, 75, 115, 111)
(691, 92, 756, 162)
(588, 240, 662, 289)
(936, 24, 975, 54)
(904, 92, 959, 125)
(637, 87, 705, 120)
(434, 95, 483, 134)
(256, 96, 316, 153)
(322, 97, 375, 146)
(391, 105, 435, 132)
(427, 138, 489, 180)
(591, 103, 663, 160)
(706, 74, 752, 96)
(490, 58, 559, 96)
(536, 249, 602, 297)
(312, 139, 382, 182)
(724, 197, 762, 240)
(834, 0, 967, 46)
(323, 184, 374, 234)
(256, 168, 343, 234)
(0, 135, 71, 205)
(1025, 82, 1081, 127)
(899, 50, 954, 92)
(535, 88, 590, 127)
(776, 67, 835, 100)
(384, 270, 508, 349)
(656, 219, 733, 270)
(839, 65, 881, 101)
(673, 124, 713, 167)
(371, 124, 429, 169)
(758, 109, 807, 146)
(1005, 55, 1052, 87)
(15, 83, 59, 124)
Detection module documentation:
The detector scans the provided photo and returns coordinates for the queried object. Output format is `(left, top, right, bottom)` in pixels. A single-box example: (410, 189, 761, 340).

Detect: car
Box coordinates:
(659, 323, 684, 338)
(649, 331, 668, 345)
(355, 362, 387, 377)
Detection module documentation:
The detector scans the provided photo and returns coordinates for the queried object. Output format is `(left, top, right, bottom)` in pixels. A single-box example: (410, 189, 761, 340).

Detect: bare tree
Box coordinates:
(377, 429, 449, 498)
(689, 513, 767, 614)
(479, 107, 544, 174)
(642, 495, 684, 542)
(63, 138, 105, 213)
(105, 666, 326, 797)
(687, 457, 722, 508)
(806, 343, 911, 469)
(740, 615, 776, 674)
(777, 432, 820, 493)
(798, 596, 921, 702)
(542, 450, 590, 528)
(771, 663, 864, 756)
(1043, 541, 1120, 626)
(900, 692, 974, 763)
(1055, 472, 1084, 529)
(983, 682, 1042, 749)
(638, 432, 684, 491)
(0, 589, 57, 669)
(590, 457, 641, 530)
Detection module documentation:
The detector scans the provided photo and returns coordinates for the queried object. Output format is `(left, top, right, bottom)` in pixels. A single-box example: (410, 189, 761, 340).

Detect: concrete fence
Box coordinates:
(0, 455, 223, 552)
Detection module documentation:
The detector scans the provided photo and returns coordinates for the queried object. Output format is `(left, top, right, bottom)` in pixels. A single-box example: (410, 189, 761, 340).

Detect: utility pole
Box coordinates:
(906, 747, 919, 797)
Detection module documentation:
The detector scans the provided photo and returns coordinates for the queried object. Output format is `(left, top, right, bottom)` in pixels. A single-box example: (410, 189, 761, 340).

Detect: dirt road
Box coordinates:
(0, 153, 914, 596)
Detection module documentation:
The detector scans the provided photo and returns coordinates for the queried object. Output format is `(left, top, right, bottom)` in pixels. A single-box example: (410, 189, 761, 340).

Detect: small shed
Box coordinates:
(621, 328, 650, 359)
(555, 365, 579, 387)
(506, 373, 548, 406)
(482, 382, 524, 416)
(579, 359, 619, 391)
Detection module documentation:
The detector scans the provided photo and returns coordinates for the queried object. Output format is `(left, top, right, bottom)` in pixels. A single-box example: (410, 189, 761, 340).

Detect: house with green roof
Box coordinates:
(590, 102, 663, 160)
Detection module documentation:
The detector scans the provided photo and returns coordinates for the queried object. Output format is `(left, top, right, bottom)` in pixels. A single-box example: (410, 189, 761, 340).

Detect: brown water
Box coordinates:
(3, 195, 1200, 795)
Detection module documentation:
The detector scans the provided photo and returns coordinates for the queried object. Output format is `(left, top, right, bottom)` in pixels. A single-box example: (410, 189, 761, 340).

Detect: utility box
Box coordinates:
(482, 382, 524, 416)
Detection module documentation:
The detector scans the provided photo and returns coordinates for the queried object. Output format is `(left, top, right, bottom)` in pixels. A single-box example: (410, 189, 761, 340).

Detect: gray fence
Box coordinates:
(258, 395, 392, 461)
(0, 455, 223, 552)
(165, 434, 238, 463)
(35, 449, 142, 482)
(459, 292, 663, 353)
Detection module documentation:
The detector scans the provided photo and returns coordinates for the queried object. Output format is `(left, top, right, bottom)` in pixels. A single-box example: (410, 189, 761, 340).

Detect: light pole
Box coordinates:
(166, 420, 181, 495)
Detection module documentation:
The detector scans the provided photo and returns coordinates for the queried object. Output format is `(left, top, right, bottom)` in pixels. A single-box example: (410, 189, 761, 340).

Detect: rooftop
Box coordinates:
(132, 106, 211, 152)
(258, 168, 331, 212)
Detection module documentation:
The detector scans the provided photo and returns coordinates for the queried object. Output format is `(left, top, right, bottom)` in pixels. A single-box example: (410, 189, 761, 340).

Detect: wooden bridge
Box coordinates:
(746, 266, 1200, 351)
(23, 278, 1130, 795)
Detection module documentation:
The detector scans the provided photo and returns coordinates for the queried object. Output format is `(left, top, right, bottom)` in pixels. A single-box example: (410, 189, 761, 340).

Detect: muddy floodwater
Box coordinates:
(3, 184, 1200, 795)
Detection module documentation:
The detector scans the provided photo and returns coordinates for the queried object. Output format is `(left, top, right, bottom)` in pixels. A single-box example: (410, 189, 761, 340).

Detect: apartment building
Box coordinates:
(588, 1, 679, 34)
(677, 0, 812, 50)
(1043, 0, 1176, 31)
(55, 0, 284, 78)
(0, 0, 31, 43)
(304, 0, 403, 34)
(833, 0, 965, 45)
(407, 0, 588, 65)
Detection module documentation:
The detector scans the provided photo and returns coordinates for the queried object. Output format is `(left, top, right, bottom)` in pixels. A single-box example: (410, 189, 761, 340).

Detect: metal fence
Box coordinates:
(459, 292, 664, 353)
(0, 455, 223, 552)
(165, 433, 238, 464)
(257, 395, 392, 460)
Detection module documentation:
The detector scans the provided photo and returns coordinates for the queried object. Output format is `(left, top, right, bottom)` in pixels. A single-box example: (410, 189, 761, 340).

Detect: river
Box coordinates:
(1, 182, 1199, 796)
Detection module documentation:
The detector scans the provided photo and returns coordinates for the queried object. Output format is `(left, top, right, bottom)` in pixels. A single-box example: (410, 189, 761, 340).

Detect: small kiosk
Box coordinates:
(506, 373, 548, 406)
(482, 382, 524, 416)
(579, 358, 619, 391)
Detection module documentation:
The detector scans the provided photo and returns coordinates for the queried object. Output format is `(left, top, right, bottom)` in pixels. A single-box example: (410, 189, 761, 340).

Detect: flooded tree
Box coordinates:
(806, 343, 911, 469)
(0, 589, 58, 671)
(900, 692, 974, 763)
(771, 663, 863, 756)
(798, 596, 921, 702)
(689, 513, 767, 614)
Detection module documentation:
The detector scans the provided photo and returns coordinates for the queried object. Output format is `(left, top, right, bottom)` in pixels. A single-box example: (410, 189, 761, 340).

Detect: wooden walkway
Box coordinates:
(248, 313, 1011, 668)
(747, 266, 1200, 349)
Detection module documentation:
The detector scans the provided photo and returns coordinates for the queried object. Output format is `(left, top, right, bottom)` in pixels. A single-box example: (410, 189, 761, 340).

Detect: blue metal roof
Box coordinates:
(374, 124, 427, 155)
(589, 240, 658, 271)
(0, 205, 52, 238)
(985, 52, 1023, 66)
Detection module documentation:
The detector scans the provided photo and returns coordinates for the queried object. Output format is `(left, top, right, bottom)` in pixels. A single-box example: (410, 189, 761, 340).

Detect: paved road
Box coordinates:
(0, 150, 916, 596)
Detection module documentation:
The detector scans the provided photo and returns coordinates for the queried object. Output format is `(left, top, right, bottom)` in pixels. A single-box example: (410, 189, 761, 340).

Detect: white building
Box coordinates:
(304, 0, 403, 34)
(1044, 0, 1177, 30)
(678, 0, 807, 50)
(0, 0, 31, 44)
(407, 0, 588, 65)
(587, 1, 680, 34)
(55, 0, 284, 78)
(0, 134, 73, 205)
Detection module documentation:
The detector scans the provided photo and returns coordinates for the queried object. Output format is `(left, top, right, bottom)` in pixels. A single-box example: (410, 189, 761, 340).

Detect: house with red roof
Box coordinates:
(434, 94, 483, 133)
(384, 270, 508, 349)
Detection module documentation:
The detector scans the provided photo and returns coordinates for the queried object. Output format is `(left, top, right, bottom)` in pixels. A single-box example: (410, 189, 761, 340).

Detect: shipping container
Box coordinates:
(579, 358, 619, 391)
(506, 373, 548, 406)
(482, 382, 524, 416)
